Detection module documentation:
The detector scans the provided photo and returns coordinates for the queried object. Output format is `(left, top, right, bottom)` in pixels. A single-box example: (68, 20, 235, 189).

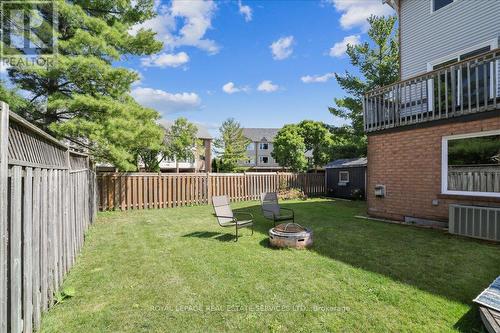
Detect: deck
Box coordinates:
(363, 48, 500, 132)
(480, 306, 500, 333)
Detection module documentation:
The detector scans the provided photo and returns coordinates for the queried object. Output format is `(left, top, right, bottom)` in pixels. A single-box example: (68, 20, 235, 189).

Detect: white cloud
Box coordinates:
(130, 0, 219, 55)
(141, 52, 190, 68)
(222, 82, 249, 94)
(131, 87, 201, 114)
(329, 34, 360, 58)
(257, 80, 279, 93)
(301, 72, 336, 83)
(330, 0, 394, 31)
(238, 1, 253, 22)
(270, 36, 294, 60)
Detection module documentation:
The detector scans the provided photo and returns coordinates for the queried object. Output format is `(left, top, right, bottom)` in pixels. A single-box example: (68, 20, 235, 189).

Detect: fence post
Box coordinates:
(207, 173, 212, 204)
(0, 102, 9, 333)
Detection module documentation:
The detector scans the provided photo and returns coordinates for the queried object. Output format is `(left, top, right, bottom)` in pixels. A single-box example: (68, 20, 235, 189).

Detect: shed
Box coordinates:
(326, 158, 367, 199)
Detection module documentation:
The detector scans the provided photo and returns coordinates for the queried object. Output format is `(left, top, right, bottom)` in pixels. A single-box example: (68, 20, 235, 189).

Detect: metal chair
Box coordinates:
(212, 196, 253, 242)
(260, 192, 294, 227)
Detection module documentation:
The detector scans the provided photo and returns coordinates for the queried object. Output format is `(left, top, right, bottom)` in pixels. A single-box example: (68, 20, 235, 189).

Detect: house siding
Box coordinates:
(400, 0, 500, 80)
(367, 113, 500, 222)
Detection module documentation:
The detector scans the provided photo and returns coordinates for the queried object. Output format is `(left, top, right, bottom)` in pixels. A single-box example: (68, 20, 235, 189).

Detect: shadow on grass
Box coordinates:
(182, 231, 236, 242)
(231, 199, 500, 331)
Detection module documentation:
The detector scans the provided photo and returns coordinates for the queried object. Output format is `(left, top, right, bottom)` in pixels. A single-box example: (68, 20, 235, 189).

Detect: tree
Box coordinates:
(329, 15, 399, 156)
(272, 125, 308, 172)
(164, 118, 198, 173)
(297, 120, 336, 169)
(272, 121, 336, 172)
(3, 0, 164, 171)
(214, 118, 250, 173)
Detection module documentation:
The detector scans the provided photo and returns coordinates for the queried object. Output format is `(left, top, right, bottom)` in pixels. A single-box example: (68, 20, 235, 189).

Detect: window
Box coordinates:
(339, 171, 349, 183)
(259, 143, 269, 150)
(247, 143, 254, 151)
(442, 130, 500, 197)
(259, 156, 269, 164)
(428, 42, 498, 112)
(433, 0, 453, 12)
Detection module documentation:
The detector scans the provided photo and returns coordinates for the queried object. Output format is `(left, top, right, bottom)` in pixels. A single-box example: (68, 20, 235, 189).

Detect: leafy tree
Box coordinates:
(329, 15, 399, 156)
(273, 121, 336, 171)
(297, 120, 335, 169)
(164, 118, 198, 173)
(272, 125, 308, 172)
(214, 118, 250, 173)
(3, 0, 164, 171)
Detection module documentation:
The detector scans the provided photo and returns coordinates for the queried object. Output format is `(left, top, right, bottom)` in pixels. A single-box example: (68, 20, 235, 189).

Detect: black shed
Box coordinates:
(326, 158, 367, 199)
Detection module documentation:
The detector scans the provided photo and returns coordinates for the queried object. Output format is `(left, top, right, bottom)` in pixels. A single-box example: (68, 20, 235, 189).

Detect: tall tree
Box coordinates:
(329, 15, 399, 155)
(164, 118, 198, 173)
(214, 118, 250, 173)
(272, 125, 308, 172)
(3, 0, 164, 171)
(297, 120, 336, 169)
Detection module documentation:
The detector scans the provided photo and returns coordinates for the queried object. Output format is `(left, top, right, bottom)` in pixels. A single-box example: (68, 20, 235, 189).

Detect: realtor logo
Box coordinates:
(0, 0, 57, 58)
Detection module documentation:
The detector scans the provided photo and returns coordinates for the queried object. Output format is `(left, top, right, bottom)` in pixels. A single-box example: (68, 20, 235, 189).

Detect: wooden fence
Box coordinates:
(0, 102, 97, 332)
(448, 166, 500, 192)
(97, 172, 326, 211)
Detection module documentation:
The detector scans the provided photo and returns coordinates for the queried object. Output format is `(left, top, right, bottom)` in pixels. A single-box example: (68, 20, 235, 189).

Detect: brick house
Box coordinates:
(365, 0, 500, 223)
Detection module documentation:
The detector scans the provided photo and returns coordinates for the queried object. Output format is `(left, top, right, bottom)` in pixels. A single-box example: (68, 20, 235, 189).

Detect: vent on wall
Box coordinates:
(449, 204, 500, 242)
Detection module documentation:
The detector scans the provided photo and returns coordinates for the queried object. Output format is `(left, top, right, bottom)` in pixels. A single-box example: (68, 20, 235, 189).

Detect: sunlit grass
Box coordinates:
(41, 199, 500, 332)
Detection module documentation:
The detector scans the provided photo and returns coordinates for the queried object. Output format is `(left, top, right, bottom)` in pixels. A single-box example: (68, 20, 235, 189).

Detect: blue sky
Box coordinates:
(122, 0, 394, 133)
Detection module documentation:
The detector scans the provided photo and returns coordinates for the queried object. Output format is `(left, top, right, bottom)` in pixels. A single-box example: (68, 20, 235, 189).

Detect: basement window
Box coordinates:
(442, 130, 500, 197)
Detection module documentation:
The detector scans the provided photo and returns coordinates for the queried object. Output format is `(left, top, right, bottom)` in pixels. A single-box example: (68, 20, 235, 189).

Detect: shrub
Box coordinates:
(278, 188, 307, 201)
(351, 188, 365, 200)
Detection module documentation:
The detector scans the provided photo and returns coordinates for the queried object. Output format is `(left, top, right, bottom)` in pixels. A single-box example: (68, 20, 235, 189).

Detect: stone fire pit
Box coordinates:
(269, 223, 313, 249)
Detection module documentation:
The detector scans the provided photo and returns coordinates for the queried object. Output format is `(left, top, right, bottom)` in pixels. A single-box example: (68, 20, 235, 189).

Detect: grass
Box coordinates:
(40, 198, 500, 332)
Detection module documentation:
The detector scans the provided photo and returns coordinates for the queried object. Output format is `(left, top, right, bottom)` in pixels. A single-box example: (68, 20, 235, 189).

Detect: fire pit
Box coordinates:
(269, 223, 313, 249)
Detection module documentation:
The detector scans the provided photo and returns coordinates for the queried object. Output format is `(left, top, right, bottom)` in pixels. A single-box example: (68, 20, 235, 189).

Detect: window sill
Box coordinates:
(437, 193, 500, 203)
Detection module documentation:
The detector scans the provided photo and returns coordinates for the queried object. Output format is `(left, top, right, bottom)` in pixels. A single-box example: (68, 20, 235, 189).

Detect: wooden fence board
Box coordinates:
(11, 166, 23, 333)
(0, 104, 96, 332)
(97, 172, 326, 211)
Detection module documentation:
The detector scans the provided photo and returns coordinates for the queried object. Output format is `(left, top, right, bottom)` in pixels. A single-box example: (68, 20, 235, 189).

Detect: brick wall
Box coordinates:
(367, 114, 500, 222)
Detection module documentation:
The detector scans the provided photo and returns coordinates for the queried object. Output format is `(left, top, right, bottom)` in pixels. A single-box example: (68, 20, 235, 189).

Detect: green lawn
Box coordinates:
(40, 198, 500, 332)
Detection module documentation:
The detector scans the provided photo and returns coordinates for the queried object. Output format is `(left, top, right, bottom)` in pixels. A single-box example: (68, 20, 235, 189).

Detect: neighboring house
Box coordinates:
(326, 158, 367, 199)
(154, 125, 212, 173)
(240, 128, 282, 171)
(97, 125, 212, 173)
(239, 128, 314, 172)
(365, 0, 500, 226)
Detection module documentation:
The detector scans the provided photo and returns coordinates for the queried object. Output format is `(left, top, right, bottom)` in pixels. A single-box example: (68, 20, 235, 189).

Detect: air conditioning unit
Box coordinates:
(449, 204, 500, 242)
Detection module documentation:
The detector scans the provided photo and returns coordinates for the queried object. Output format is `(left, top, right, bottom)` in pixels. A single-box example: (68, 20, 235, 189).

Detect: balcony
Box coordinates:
(364, 48, 500, 132)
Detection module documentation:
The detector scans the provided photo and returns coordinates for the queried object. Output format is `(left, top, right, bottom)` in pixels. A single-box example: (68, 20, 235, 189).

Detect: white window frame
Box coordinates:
(441, 129, 500, 198)
(259, 143, 269, 150)
(339, 171, 349, 183)
(430, 0, 456, 13)
(427, 39, 499, 111)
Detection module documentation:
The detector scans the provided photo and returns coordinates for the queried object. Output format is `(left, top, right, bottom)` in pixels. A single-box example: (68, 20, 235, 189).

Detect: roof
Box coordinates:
(159, 120, 212, 139)
(326, 158, 367, 169)
(242, 128, 280, 142)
